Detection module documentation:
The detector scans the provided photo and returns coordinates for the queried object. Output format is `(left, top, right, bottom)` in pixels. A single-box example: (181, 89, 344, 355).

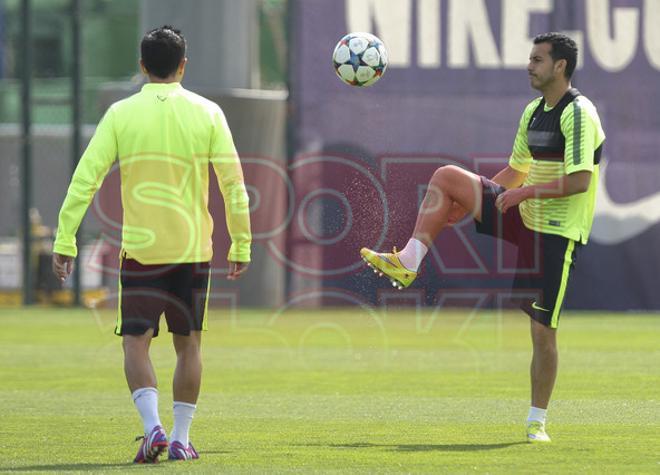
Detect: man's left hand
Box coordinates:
(52, 253, 75, 282)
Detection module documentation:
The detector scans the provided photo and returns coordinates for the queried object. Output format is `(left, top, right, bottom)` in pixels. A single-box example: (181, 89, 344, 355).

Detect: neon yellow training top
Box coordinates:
(54, 82, 251, 264)
(509, 94, 605, 244)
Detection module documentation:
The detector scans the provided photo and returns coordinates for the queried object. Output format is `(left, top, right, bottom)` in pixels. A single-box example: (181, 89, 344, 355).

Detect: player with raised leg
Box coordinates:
(361, 33, 605, 442)
(52, 26, 251, 462)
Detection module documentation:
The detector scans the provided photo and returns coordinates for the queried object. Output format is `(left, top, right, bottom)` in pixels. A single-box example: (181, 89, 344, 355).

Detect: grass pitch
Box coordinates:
(0, 307, 658, 473)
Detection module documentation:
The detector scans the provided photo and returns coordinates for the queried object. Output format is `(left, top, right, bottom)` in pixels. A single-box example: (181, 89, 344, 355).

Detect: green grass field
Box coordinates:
(0, 307, 658, 473)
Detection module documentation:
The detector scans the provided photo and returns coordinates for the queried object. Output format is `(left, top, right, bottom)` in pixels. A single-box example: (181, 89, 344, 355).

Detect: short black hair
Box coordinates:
(140, 25, 186, 79)
(533, 32, 578, 79)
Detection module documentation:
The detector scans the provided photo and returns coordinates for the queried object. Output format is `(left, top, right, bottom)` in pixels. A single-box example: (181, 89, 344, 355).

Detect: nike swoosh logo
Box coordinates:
(377, 254, 396, 266)
(592, 161, 660, 245)
(157, 95, 167, 102)
(531, 302, 550, 312)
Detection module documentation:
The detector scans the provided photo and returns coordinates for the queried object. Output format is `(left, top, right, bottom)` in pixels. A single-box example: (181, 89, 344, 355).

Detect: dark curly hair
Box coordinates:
(533, 32, 578, 79)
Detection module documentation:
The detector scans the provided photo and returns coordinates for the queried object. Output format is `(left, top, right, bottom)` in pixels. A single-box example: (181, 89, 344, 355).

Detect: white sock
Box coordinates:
(397, 238, 428, 272)
(171, 401, 196, 446)
(527, 406, 547, 424)
(132, 387, 161, 434)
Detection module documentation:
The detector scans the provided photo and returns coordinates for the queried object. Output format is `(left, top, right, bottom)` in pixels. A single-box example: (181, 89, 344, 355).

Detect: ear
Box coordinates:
(555, 58, 567, 76)
(139, 59, 148, 75)
(179, 57, 187, 74)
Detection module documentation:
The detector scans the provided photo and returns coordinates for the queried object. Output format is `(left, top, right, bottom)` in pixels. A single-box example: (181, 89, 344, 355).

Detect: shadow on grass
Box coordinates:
(1, 449, 233, 471)
(325, 442, 527, 452)
(1, 463, 136, 472)
(2, 449, 231, 471)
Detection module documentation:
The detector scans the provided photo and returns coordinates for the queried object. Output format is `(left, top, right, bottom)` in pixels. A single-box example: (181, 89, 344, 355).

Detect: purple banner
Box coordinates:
(290, 0, 660, 310)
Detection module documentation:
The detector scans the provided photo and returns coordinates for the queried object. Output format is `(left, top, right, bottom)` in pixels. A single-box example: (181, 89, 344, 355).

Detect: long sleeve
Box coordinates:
(209, 109, 252, 262)
(53, 108, 118, 257)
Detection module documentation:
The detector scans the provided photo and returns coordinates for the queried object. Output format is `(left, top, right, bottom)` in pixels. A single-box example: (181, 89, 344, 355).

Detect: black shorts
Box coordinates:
(475, 177, 580, 328)
(115, 258, 211, 337)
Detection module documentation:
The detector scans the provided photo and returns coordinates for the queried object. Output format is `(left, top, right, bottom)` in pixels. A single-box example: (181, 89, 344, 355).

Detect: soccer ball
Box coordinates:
(332, 32, 388, 87)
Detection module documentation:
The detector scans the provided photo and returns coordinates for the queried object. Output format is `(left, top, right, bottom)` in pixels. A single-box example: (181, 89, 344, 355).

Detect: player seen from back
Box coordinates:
(52, 25, 251, 462)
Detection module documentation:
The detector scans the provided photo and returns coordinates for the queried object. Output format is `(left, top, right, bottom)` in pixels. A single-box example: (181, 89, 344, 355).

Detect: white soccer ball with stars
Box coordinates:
(332, 32, 388, 87)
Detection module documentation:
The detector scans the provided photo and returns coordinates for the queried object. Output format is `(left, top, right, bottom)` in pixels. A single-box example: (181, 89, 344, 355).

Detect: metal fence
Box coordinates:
(2, 0, 288, 307)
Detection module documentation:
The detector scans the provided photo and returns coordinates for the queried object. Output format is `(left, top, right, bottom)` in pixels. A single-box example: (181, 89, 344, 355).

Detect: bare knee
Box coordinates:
(173, 332, 201, 358)
(430, 166, 473, 202)
(123, 331, 153, 356)
(531, 322, 557, 354)
(431, 165, 462, 186)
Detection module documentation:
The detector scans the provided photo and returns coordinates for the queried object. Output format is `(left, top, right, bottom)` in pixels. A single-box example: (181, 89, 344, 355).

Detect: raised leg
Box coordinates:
(412, 165, 484, 246)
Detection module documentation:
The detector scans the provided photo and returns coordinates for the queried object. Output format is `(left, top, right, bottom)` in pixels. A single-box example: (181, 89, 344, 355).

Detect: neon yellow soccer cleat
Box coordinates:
(526, 421, 552, 443)
(360, 247, 417, 290)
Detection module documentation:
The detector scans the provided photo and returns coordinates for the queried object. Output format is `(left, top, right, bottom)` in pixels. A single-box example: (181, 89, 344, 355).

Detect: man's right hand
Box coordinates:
(227, 261, 249, 281)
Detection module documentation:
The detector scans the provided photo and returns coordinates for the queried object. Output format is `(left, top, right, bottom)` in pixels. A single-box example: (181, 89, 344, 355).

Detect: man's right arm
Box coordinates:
(53, 108, 118, 258)
(494, 100, 539, 189)
(491, 165, 527, 189)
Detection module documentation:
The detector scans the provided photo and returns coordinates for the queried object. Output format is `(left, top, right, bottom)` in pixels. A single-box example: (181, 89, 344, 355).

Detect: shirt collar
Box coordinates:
(141, 82, 182, 92)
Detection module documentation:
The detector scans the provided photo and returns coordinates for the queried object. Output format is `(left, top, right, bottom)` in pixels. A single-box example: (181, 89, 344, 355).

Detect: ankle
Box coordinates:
(132, 387, 162, 433)
(527, 406, 547, 424)
(171, 401, 197, 446)
(397, 238, 428, 271)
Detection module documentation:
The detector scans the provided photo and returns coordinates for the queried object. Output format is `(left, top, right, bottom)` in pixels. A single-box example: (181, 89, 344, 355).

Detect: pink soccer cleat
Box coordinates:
(168, 440, 199, 461)
(133, 425, 168, 463)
